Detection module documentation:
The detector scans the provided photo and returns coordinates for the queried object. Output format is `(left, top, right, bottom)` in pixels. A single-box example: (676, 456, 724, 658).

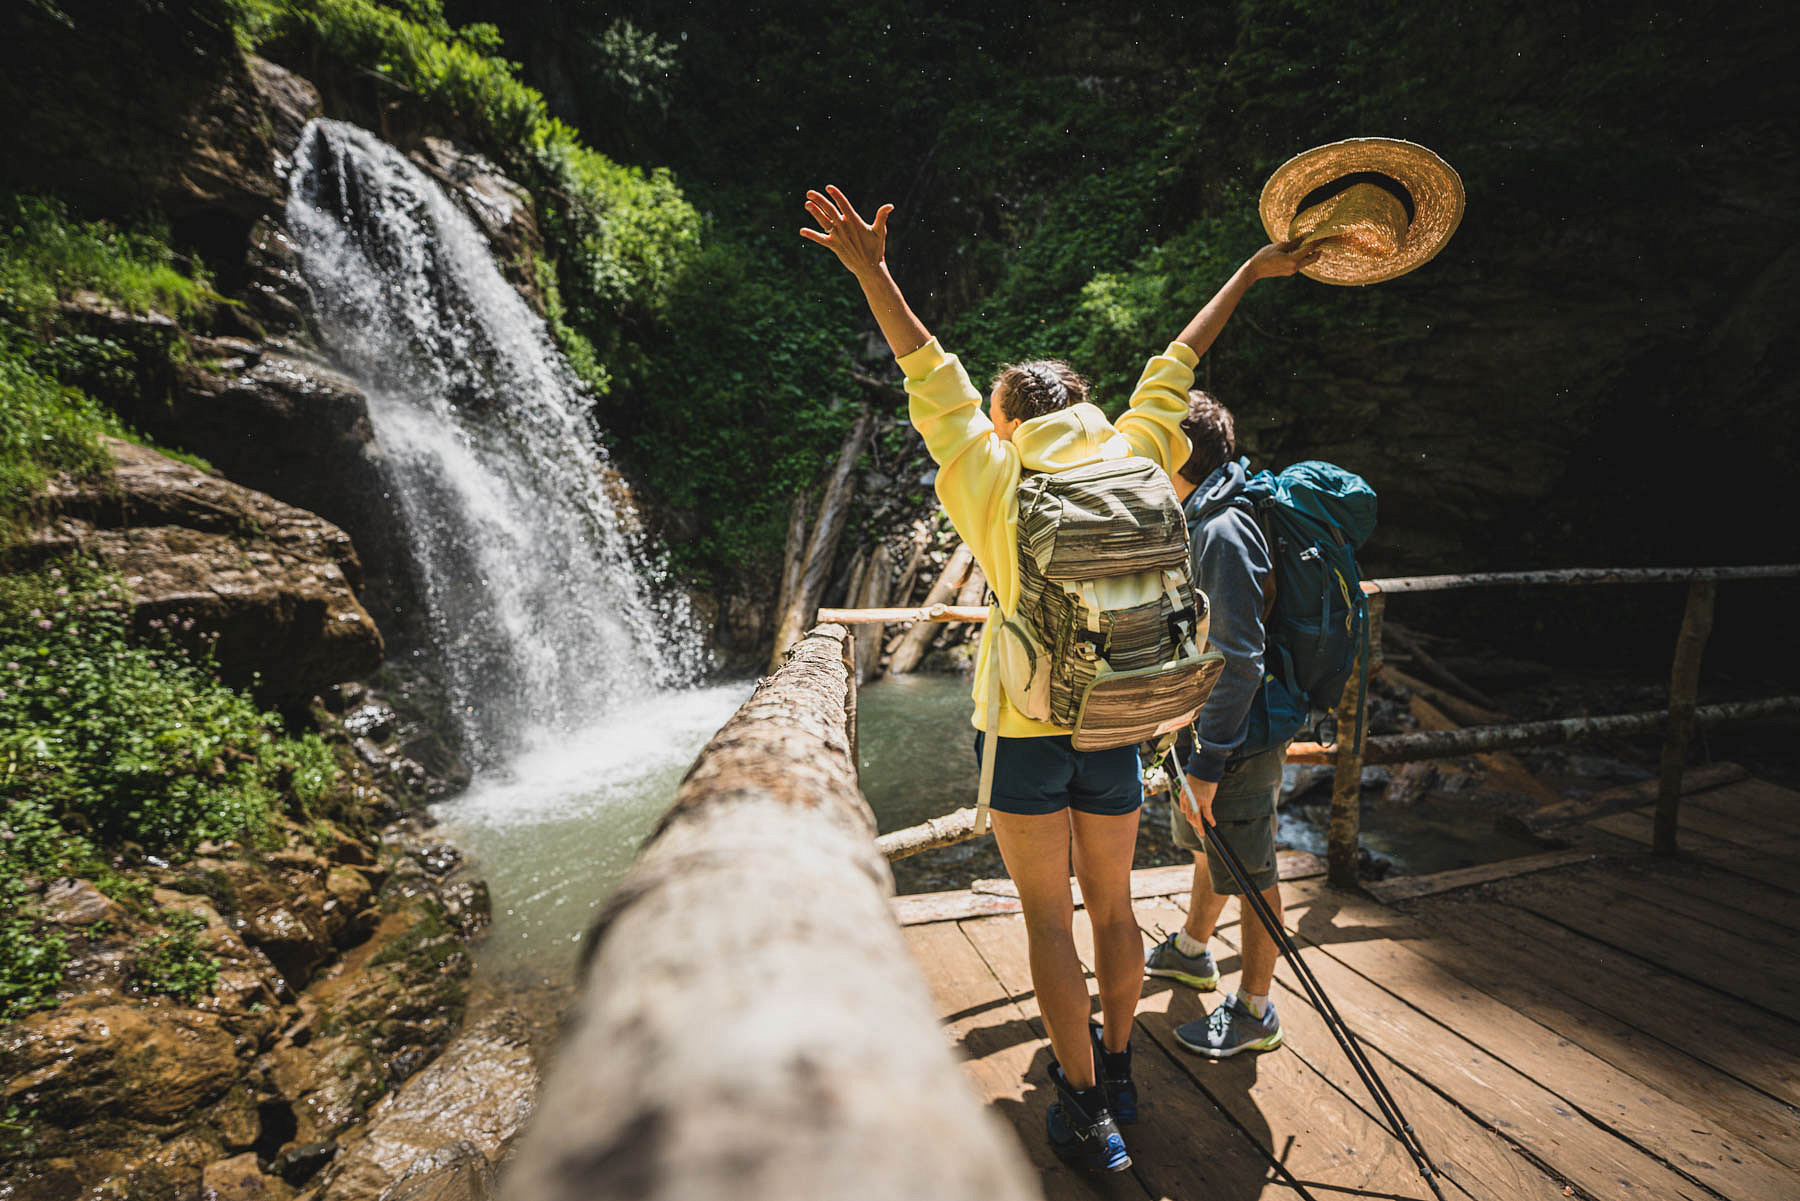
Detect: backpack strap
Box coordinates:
(973, 601, 1004, 837)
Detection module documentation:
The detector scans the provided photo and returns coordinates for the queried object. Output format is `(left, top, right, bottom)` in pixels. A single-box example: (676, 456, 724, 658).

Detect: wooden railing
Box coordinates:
(501, 625, 1040, 1201)
(824, 563, 1800, 888)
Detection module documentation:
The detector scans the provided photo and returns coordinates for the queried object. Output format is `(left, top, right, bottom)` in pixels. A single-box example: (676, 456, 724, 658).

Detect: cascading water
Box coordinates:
(285, 119, 746, 984)
(286, 118, 705, 767)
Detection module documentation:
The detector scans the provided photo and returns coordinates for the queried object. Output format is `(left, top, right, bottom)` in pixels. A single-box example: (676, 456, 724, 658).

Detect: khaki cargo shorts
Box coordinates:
(1170, 742, 1289, 895)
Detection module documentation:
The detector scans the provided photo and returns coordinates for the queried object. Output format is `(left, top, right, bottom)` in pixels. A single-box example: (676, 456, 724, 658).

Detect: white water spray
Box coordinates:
(285, 119, 705, 768)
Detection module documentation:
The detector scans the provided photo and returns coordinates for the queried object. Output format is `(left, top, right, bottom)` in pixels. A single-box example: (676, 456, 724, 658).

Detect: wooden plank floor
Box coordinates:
(899, 775, 1800, 1201)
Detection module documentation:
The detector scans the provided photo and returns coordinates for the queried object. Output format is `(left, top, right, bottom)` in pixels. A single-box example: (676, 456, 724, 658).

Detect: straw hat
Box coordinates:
(1259, 138, 1465, 286)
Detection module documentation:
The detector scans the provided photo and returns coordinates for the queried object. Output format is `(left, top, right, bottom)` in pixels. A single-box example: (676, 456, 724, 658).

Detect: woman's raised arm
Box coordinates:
(800, 185, 931, 359)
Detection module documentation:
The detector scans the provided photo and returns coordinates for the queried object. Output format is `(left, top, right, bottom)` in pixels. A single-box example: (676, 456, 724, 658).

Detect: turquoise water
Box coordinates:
(438, 670, 1542, 994)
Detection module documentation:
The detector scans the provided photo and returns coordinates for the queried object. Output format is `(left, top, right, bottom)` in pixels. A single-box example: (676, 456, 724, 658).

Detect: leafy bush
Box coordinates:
(0, 562, 346, 1019)
(621, 237, 861, 585)
(0, 194, 217, 536)
(0, 565, 326, 850)
(0, 879, 69, 1022)
(130, 911, 219, 1001)
(0, 195, 215, 328)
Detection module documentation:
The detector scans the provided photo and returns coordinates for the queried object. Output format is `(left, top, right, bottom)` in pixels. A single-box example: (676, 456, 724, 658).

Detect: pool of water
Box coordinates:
(436, 670, 1545, 996)
(429, 681, 751, 992)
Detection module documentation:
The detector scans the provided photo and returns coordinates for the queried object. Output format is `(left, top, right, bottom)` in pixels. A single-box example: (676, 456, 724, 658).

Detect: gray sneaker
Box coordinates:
(1174, 996, 1283, 1058)
(1145, 933, 1220, 990)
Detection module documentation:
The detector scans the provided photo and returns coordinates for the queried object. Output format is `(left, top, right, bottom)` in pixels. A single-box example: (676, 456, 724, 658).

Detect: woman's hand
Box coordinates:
(801, 185, 894, 277)
(1245, 237, 1316, 280)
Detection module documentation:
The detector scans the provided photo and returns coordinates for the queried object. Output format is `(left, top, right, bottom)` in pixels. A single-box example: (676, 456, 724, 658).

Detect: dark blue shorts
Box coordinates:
(973, 732, 1144, 817)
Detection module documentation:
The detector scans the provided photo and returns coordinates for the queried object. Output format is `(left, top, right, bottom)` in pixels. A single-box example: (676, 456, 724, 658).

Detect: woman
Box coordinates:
(801, 185, 1306, 1171)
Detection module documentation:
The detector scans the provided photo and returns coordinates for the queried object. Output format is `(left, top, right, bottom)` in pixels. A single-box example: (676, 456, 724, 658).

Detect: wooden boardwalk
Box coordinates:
(897, 774, 1800, 1201)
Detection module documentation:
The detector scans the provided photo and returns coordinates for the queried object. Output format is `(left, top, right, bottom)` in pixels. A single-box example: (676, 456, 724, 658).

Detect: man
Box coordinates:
(1148, 387, 1292, 1058)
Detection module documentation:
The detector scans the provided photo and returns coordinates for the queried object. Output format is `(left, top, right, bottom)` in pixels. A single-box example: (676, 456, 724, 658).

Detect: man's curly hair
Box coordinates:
(1178, 389, 1236, 485)
(991, 359, 1090, 424)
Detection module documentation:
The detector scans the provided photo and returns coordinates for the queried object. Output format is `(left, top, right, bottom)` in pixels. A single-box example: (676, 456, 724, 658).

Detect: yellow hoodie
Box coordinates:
(897, 338, 1199, 737)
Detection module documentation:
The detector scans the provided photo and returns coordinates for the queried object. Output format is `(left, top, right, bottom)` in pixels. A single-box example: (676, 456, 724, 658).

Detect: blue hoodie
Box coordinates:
(1182, 458, 1271, 782)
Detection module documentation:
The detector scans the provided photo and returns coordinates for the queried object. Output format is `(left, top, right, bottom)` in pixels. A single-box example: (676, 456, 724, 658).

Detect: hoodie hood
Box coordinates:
(1012, 402, 1134, 473)
(1184, 456, 1253, 533)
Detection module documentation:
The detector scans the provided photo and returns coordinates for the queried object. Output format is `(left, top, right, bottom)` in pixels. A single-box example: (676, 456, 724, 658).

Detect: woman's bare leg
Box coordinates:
(1071, 808, 1144, 1053)
(989, 809, 1097, 1087)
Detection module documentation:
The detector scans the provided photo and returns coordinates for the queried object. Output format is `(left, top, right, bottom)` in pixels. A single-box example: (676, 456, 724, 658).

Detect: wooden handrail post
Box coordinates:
(1655, 579, 1717, 855)
(1328, 591, 1385, 888)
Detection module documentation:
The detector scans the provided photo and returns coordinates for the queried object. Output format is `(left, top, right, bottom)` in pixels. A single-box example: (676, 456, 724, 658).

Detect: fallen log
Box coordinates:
(502, 625, 1037, 1201)
(851, 541, 893, 684)
(1381, 621, 1501, 710)
(886, 543, 974, 675)
(768, 409, 876, 672)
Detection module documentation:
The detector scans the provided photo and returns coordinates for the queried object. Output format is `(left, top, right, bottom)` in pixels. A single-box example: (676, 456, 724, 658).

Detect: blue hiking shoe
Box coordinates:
(1090, 1022, 1137, 1124)
(1174, 995, 1284, 1058)
(1046, 1059, 1130, 1173)
(1146, 933, 1220, 990)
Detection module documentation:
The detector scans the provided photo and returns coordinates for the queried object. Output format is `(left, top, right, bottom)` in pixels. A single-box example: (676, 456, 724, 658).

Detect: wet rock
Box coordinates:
(343, 702, 397, 741)
(268, 1034, 387, 1146)
(22, 438, 383, 704)
(414, 843, 462, 877)
(203, 1151, 296, 1200)
(274, 1141, 340, 1188)
(409, 139, 545, 315)
(438, 881, 490, 939)
(376, 1141, 494, 1201)
(2, 999, 240, 1126)
(316, 1011, 537, 1201)
(1384, 761, 1440, 807)
(40, 878, 120, 926)
(249, 55, 324, 160)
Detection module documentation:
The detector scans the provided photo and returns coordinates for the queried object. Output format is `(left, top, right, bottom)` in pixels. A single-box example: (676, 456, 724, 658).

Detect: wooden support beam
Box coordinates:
(502, 626, 1038, 1201)
(1328, 592, 1383, 888)
(1655, 579, 1716, 856)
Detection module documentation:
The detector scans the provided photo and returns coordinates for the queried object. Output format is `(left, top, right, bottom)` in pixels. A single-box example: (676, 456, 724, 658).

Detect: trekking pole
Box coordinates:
(1164, 749, 1449, 1201)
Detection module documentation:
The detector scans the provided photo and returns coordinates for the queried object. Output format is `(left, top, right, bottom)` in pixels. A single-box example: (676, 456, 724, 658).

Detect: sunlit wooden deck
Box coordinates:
(898, 775, 1800, 1201)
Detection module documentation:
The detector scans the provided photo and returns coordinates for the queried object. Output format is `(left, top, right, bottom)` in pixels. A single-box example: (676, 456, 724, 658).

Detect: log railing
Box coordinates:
(826, 564, 1800, 888)
(501, 625, 1040, 1201)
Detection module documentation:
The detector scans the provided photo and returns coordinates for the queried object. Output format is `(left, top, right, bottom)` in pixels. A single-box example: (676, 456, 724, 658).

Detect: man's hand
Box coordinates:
(800, 185, 894, 278)
(1245, 237, 1316, 280)
(1177, 774, 1218, 834)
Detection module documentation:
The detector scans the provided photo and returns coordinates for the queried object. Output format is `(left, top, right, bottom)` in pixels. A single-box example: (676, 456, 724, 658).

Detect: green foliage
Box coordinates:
(0, 195, 215, 328)
(0, 873, 69, 1023)
(622, 236, 861, 585)
(130, 911, 219, 1001)
(585, 18, 678, 116)
(0, 194, 218, 537)
(0, 561, 345, 1019)
(0, 564, 323, 850)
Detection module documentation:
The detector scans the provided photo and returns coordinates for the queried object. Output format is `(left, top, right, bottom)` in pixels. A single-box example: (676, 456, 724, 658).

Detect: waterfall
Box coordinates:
(285, 119, 704, 769)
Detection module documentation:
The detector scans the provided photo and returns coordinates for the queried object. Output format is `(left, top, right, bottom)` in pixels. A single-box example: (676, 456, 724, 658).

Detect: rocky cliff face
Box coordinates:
(0, 815, 505, 1201)
(21, 437, 383, 704)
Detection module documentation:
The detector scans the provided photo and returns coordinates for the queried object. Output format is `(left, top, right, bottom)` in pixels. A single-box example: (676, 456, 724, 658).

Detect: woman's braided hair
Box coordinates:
(990, 359, 1090, 424)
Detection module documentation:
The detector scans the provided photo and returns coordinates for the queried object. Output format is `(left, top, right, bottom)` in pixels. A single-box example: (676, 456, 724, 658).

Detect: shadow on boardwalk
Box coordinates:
(902, 774, 1800, 1201)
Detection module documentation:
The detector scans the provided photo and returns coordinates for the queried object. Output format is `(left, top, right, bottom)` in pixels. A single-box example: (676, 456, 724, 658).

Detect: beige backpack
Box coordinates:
(975, 457, 1226, 832)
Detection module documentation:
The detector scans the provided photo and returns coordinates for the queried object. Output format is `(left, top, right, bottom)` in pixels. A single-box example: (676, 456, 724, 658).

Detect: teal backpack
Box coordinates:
(1216, 460, 1378, 753)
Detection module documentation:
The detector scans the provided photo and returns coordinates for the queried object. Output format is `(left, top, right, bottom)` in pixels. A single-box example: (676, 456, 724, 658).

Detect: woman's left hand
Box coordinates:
(801, 185, 894, 278)
(1247, 237, 1317, 279)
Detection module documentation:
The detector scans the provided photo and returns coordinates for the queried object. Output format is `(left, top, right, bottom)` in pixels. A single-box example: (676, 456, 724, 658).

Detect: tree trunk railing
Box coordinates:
(830, 564, 1800, 887)
(501, 625, 1040, 1201)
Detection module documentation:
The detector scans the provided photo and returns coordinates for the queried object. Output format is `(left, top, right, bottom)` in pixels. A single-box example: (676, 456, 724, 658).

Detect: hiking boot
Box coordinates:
(1146, 933, 1220, 990)
(1045, 1059, 1131, 1172)
(1089, 1022, 1137, 1124)
(1173, 995, 1283, 1058)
